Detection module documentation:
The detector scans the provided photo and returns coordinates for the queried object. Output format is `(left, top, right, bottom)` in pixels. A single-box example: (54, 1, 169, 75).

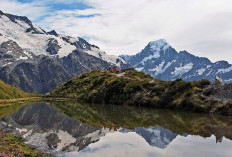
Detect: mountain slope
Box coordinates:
(0, 10, 127, 93)
(120, 39, 232, 82)
(0, 79, 34, 99)
(0, 56, 72, 94)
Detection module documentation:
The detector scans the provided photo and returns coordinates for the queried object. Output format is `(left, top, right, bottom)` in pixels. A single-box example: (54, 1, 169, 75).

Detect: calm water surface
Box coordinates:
(0, 101, 232, 157)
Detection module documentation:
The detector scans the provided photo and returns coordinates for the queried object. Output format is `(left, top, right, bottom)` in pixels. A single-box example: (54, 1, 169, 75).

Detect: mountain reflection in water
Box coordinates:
(0, 103, 113, 153)
(62, 132, 232, 157)
(0, 101, 232, 157)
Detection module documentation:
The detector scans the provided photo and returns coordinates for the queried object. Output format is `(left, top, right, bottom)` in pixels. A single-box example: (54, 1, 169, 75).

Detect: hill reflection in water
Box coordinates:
(1, 101, 232, 156)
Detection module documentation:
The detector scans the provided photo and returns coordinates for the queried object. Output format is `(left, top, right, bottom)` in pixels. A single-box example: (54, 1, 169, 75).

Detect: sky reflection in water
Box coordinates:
(62, 132, 232, 157)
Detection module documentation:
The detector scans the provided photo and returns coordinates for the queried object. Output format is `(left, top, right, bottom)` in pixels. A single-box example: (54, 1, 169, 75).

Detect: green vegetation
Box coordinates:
(0, 79, 40, 107)
(0, 131, 52, 157)
(0, 79, 38, 99)
(49, 69, 224, 113)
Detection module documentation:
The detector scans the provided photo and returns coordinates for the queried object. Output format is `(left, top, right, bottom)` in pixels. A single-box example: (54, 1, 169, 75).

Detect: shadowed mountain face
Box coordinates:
(0, 56, 71, 94)
(0, 10, 127, 94)
(120, 39, 232, 82)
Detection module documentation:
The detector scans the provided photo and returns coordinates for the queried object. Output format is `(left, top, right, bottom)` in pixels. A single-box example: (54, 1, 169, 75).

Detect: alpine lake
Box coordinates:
(0, 100, 232, 157)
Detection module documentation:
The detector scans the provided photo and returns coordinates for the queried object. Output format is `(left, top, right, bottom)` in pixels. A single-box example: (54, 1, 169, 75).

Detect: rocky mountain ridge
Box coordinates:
(120, 39, 232, 82)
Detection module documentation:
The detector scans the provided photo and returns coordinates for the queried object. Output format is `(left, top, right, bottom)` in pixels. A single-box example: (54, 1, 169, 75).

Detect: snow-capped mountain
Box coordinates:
(0, 10, 127, 93)
(120, 39, 232, 82)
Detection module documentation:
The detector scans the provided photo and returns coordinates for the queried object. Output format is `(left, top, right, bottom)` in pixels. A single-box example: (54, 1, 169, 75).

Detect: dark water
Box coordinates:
(1, 101, 232, 157)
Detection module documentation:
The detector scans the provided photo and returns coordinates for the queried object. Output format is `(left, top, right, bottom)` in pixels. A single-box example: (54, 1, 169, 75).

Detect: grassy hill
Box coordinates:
(0, 79, 36, 99)
(49, 69, 232, 115)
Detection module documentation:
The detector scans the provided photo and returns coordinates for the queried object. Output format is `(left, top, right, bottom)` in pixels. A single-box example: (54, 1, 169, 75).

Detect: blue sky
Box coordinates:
(18, 0, 92, 10)
(0, 0, 232, 63)
(16, 0, 95, 22)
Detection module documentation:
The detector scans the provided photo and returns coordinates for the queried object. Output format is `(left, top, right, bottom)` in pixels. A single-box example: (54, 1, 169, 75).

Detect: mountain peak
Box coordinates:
(148, 39, 170, 51)
(149, 39, 168, 44)
(47, 30, 59, 36)
(0, 10, 46, 34)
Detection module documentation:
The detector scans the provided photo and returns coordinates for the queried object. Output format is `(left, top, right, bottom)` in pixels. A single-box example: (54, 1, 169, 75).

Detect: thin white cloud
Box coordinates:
(0, 0, 232, 63)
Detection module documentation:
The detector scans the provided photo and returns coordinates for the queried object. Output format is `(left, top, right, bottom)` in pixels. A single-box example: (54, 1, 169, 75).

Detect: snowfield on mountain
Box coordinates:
(120, 39, 232, 83)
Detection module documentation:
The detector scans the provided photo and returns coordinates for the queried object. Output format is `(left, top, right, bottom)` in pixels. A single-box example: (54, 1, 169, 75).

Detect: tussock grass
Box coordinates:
(0, 79, 38, 99)
(0, 79, 40, 106)
(48, 70, 219, 113)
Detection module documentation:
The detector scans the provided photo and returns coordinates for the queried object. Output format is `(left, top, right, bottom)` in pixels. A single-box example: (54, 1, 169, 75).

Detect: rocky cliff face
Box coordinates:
(120, 39, 232, 83)
(60, 50, 109, 77)
(0, 10, 127, 94)
(0, 56, 71, 93)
